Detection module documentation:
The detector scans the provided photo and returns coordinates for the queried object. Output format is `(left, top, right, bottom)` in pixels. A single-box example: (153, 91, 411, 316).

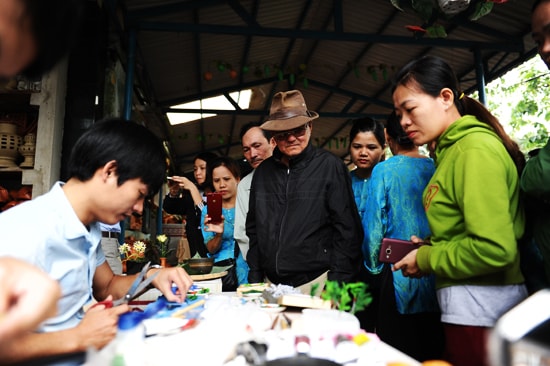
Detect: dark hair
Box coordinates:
(67, 119, 166, 198)
(194, 151, 218, 166)
(349, 117, 386, 147)
(386, 111, 414, 149)
(208, 156, 241, 183)
(20, 0, 85, 78)
(392, 55, 525, 175)
(239, 121, 271, 140)
(193, 151, 218, 191)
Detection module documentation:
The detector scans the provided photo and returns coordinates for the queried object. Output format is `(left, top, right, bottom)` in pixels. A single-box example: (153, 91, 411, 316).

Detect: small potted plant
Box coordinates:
(155, 234, 173, 267)
(119, 237, 149, 274)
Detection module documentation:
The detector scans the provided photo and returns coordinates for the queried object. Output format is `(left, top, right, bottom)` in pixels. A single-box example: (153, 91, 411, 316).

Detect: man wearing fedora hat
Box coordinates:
(246, 90, 363, 294)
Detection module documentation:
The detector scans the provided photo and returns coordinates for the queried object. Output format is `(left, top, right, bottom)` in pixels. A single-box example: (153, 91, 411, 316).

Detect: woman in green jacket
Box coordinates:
(392, 56, 527, 366)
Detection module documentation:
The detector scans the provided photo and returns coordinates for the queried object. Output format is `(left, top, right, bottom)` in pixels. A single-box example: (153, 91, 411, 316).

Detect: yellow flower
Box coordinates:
(156, 234, 172, 257)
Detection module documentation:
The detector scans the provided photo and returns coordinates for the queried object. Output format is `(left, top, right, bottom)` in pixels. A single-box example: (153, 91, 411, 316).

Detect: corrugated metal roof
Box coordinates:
(113, 0, 537, 172)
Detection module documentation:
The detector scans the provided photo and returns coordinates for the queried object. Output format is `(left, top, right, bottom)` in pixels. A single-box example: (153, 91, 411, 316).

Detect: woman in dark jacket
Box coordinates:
(163, 152, 217, 257)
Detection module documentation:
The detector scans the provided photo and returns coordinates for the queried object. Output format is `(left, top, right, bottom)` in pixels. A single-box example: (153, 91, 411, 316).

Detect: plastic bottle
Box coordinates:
(111, 312, 146, 366)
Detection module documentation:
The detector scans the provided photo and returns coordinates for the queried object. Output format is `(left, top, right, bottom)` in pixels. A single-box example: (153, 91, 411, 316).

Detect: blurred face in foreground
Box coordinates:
(0, 0, 37, 78)
(532, 0, 550, 69)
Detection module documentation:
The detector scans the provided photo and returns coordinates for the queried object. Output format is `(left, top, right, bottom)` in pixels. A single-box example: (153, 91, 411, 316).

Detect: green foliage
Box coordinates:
(321, 280, 372, 314)
(411, 0, 435, 23)
(426, 25, 447, 38)
(469, 2, 493, 21)
(310, 283, 320, 297)
(474, 56, 550, 154)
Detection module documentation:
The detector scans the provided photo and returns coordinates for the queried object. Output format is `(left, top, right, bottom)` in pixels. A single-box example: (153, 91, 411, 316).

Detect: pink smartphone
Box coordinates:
(207, 192, 223, 224)
(379, 238, 423, 263)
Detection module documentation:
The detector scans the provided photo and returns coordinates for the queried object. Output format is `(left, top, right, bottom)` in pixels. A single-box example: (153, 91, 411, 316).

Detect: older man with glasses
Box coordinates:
(246, 90, 363, 295)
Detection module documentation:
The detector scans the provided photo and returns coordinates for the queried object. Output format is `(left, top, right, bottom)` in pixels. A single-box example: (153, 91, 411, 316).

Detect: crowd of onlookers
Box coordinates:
(1, 1, 550, 366)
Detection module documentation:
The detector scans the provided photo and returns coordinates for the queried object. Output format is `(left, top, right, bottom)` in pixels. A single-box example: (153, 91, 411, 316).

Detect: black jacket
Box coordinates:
(246, 143, 363, 287)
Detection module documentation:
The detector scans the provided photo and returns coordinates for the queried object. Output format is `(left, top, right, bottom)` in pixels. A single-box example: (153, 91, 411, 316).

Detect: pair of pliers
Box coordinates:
(94, 261, 160, 308)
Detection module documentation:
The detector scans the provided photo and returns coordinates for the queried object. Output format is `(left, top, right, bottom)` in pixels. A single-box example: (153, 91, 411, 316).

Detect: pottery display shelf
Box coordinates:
(0, 122, 22, 169)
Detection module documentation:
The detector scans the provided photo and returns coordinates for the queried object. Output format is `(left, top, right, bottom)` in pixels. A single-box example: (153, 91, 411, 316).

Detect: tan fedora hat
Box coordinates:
(260, 90, 319, 132)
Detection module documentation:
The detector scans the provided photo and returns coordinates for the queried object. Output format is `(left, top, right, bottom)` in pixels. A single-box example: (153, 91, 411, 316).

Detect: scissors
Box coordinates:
(93, 261, 160, 309)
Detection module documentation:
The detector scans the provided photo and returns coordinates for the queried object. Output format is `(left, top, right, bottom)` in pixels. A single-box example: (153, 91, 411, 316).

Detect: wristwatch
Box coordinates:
(146, 264, 163, 281)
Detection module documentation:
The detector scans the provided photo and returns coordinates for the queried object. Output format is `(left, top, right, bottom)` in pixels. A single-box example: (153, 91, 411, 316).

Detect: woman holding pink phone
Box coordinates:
(392, 56, 527, 366)
(201, 157, 249, 291)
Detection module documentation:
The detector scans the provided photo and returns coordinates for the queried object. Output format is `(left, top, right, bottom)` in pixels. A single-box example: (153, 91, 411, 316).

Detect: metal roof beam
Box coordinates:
(225, 0, 261, 156)
(262, 0, 315, 125)
(127, 0, 225, 21)
(159, 75, 393, 111)
(333, 0, 343, 33)
(137, 22, 525, 52)
(452, 14, 512, 40)
(160, 76, 279, 107)
(316, 9, 399, 113)
(162, 107, 388, 120)
(308, 79, 394, 109)
(192, 9, 206, 152)
(228, 0, 260, 27)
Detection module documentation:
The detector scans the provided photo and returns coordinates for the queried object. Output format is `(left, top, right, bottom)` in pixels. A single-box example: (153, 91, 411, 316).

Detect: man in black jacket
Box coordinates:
(246, 90, 363, 295)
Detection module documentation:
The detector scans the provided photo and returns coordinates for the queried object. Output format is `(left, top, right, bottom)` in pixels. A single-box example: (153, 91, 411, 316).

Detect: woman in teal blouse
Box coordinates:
(201, 157, 249, 291)
(349, 118, 386, 220)
(349, 117, 385, 333)
(362, 112, 443, 361)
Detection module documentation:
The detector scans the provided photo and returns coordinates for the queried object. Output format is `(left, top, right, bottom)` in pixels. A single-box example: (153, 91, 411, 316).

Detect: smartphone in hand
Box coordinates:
(207, 192, 223, 224)
(379, 238, 424, 263)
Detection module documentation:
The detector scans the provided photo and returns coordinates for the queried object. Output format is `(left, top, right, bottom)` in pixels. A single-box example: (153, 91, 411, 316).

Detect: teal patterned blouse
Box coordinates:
(201, 206, 249, 285)
(362, 155, 439, 314)
(350, 170, 369, 219)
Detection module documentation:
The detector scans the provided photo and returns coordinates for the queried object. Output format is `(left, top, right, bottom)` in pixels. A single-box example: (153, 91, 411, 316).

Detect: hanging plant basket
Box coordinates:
(391, 0, 501, 36)
(437, 0, 470, 16)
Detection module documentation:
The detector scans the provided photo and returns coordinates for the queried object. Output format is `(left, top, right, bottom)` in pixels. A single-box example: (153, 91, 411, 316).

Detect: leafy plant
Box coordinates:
(474, 56, 550, 154)
(320, 281, 372, 314)
(155, 234, 173, 258)
(391, 0, 505, 38)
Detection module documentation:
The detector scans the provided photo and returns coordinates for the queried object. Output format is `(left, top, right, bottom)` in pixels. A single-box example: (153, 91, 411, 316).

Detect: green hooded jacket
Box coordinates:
(416, 115, 525, 289)
(521, 139, 550, 283)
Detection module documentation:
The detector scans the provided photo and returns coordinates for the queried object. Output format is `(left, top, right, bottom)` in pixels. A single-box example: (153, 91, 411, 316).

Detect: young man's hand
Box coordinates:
(147, 267, 193, 303)
(76, 299, 130, 351)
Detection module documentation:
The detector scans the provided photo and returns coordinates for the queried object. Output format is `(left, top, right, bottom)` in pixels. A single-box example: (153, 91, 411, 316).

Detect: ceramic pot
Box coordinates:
(181, 257, 214, 275)
(0, 123, 22, 168)
(18, 133, 36, 168)
(437, 0, 470, 15)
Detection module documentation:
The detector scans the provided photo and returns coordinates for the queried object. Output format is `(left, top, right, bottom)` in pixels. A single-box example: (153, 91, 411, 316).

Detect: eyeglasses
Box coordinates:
(273, 124, 309, 142)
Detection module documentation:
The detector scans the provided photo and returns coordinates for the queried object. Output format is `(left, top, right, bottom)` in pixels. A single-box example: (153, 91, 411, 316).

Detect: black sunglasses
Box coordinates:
(273, 123, 309, 142)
